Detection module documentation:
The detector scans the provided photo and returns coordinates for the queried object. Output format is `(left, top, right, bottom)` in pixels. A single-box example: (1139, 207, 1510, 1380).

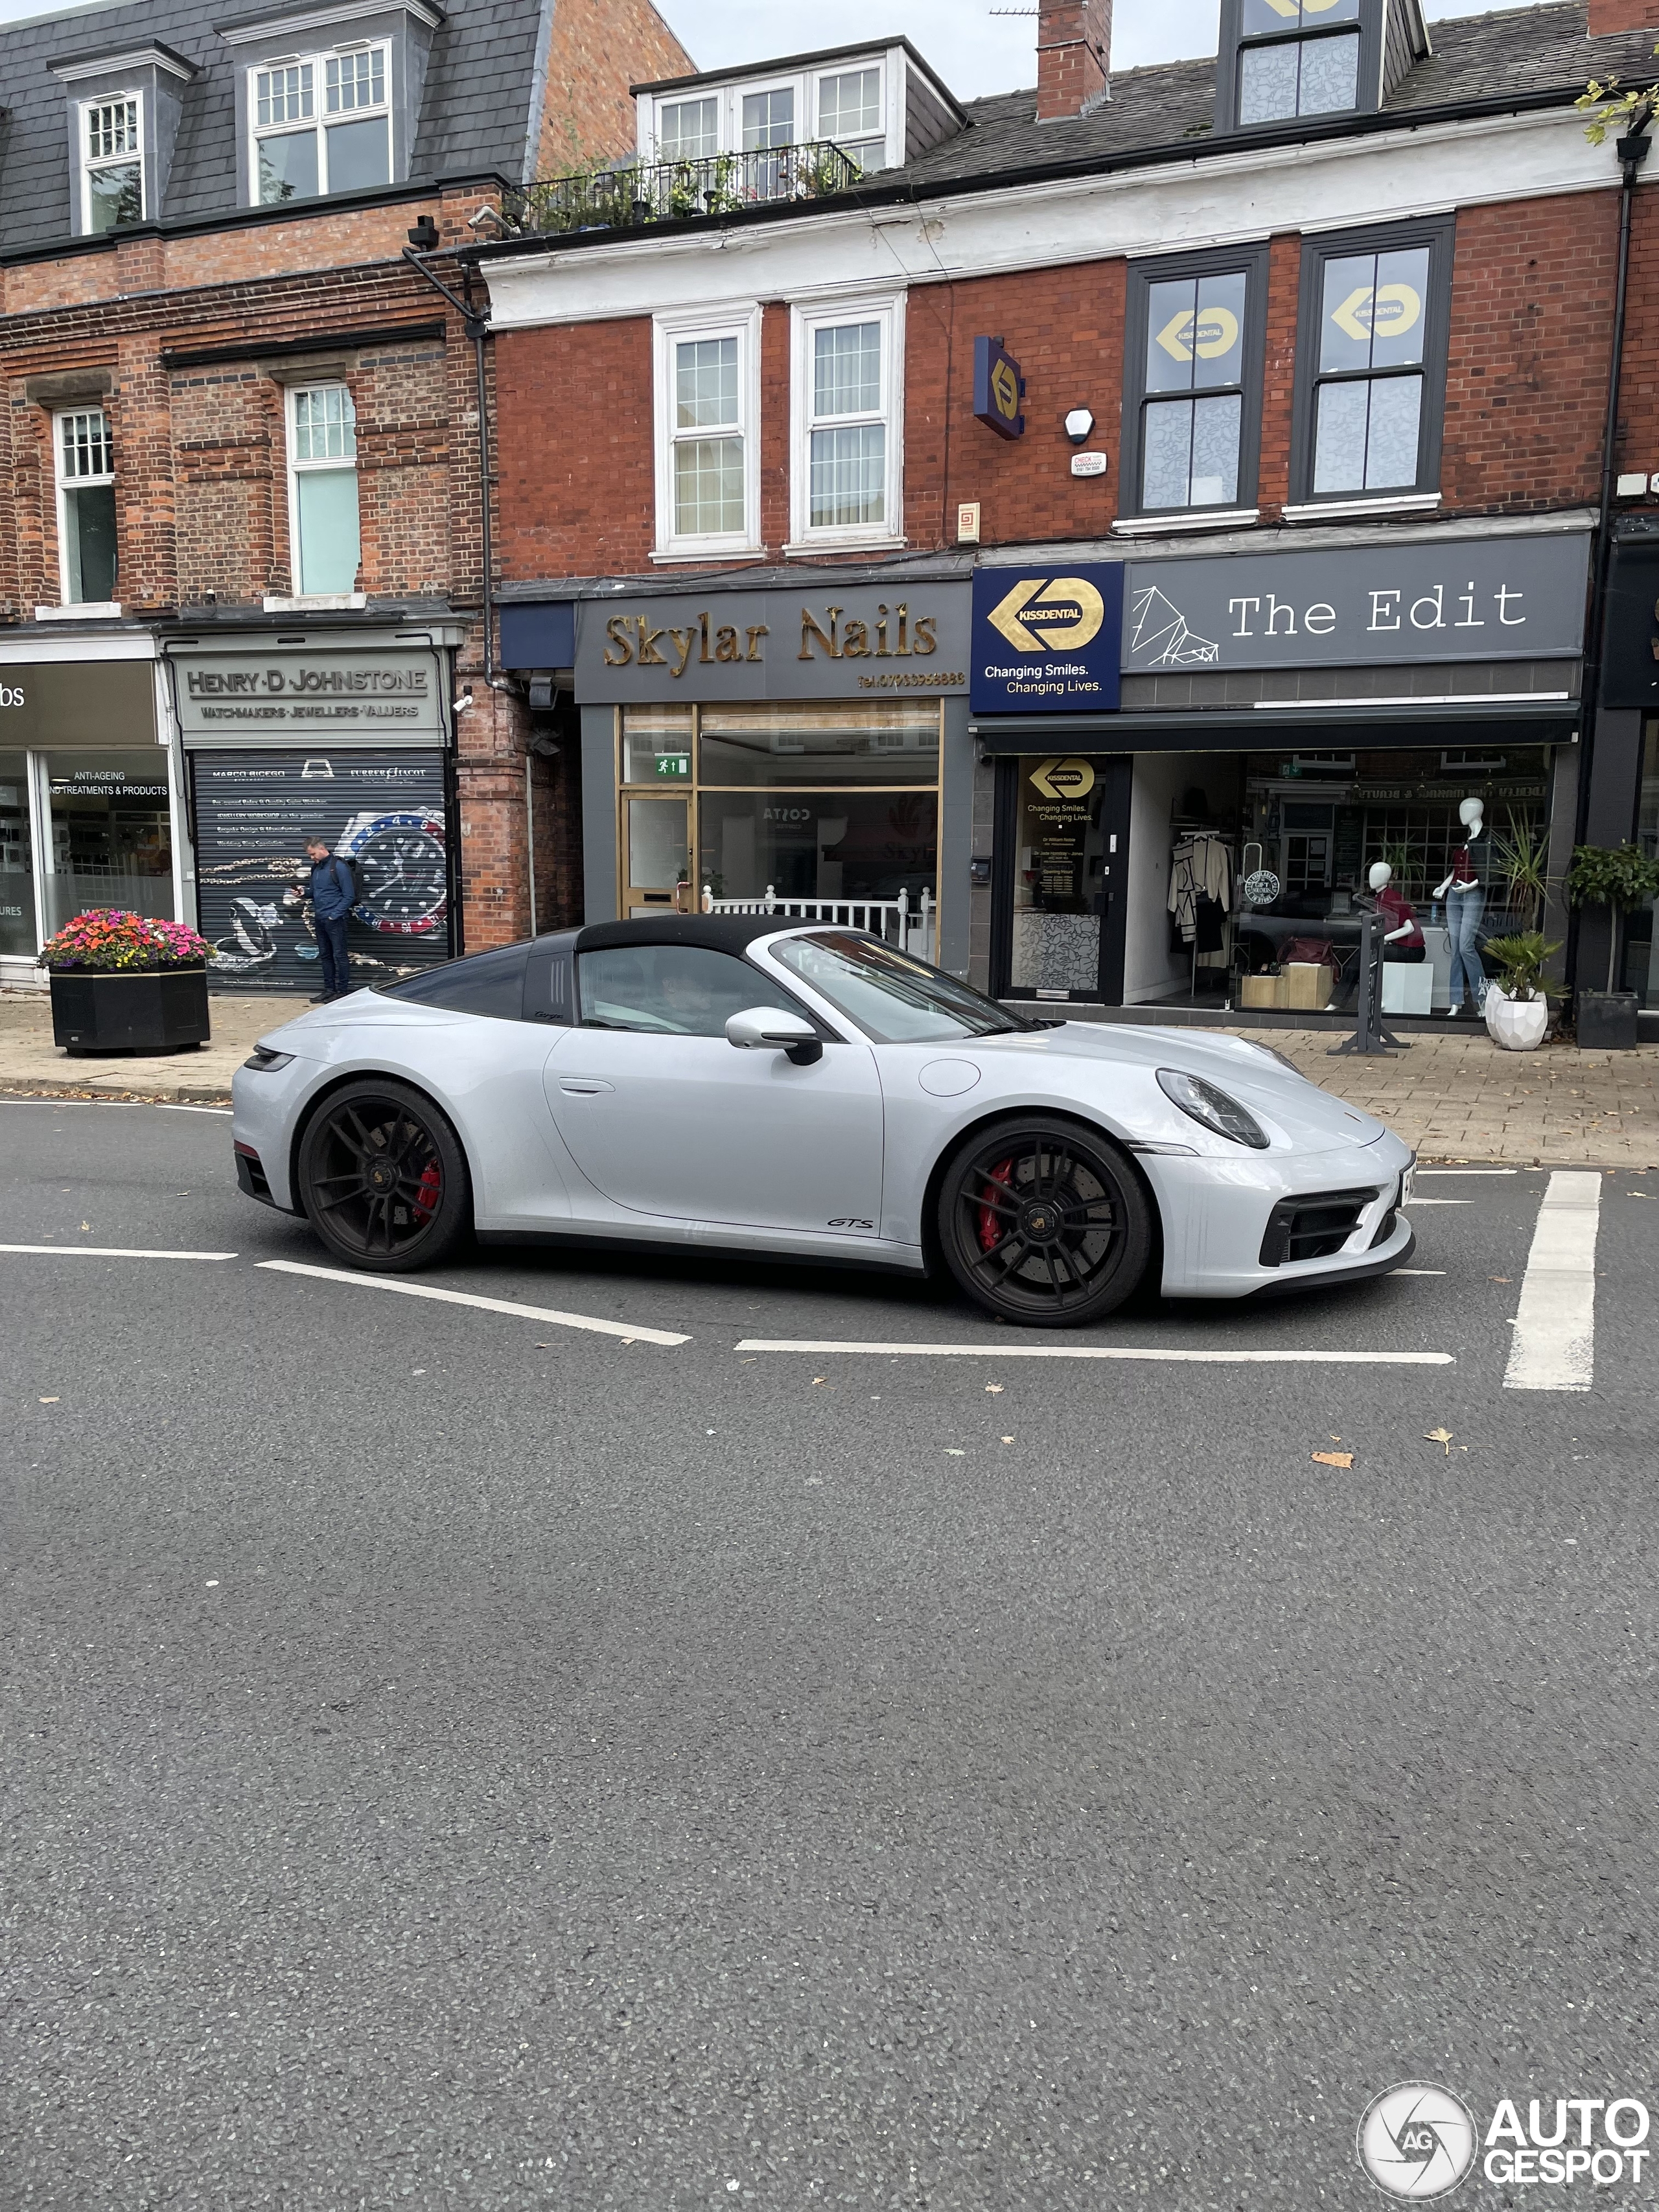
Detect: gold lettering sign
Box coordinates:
(600, 603, 942, 675)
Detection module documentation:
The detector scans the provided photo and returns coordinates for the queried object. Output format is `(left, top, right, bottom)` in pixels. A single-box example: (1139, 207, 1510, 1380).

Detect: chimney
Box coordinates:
(1037, 0, 1111, 122)
(1588, 0, 1659, 29)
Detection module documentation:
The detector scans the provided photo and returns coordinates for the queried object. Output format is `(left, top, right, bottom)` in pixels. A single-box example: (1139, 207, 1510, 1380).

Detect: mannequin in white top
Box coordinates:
(1433, 797, 1486, 1014)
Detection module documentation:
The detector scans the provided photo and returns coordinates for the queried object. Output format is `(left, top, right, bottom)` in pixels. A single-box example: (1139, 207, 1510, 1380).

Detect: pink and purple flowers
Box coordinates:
(38, 909, 210, 973)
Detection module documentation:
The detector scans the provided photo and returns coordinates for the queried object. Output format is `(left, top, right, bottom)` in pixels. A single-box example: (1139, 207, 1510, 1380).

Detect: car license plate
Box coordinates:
(1400, 1162, 1417, 1206)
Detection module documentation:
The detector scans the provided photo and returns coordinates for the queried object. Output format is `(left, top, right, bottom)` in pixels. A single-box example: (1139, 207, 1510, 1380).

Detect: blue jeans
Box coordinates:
(1446, 887, 1485, 1008)
(316, 913, 351, 997)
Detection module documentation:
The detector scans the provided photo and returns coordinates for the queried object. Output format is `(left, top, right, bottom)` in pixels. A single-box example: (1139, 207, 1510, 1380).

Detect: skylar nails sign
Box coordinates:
(575, 582, 970, 701)
(1123, 532, 1590, 673)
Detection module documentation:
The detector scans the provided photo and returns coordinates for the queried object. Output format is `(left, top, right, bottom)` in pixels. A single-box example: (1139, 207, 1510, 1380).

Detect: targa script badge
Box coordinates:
(971, 563, 1123, 716)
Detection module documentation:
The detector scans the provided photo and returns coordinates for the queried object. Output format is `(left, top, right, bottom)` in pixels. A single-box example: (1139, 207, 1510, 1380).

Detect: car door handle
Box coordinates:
(558, 1077, 614, 1095)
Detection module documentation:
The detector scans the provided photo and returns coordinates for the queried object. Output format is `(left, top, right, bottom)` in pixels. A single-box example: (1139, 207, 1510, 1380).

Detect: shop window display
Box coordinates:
(0, 751, 34, 957)
(1629, 723, 1659, 1005)
(44, 754, 172, 940)
(618, 701, 941, 950)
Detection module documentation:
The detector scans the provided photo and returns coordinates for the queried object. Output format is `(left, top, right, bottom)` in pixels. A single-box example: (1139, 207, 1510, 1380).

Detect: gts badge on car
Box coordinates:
(829, 1217, 876, 1231)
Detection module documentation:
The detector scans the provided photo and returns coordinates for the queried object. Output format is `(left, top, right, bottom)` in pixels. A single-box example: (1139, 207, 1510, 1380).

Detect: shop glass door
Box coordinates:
(1004, 754, 1132, 1001)
(624, 797, 691, 916)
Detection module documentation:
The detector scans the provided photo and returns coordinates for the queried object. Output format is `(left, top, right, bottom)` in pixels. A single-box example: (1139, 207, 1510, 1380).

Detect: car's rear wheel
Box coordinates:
(935, 1116, 1152, 1327)
(296, 1078, 470, 1273)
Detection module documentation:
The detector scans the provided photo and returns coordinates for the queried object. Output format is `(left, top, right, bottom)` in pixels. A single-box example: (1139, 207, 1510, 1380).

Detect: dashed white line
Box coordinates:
(0, 1244, 238, 1259)
(734, 1340, 1454, 1365)
(1417, 1169, 1518, 1177)
(1504, 1170, 1603, 1393)
(255, 1259, 690, 1345)
(156, 1104, 233, 1117)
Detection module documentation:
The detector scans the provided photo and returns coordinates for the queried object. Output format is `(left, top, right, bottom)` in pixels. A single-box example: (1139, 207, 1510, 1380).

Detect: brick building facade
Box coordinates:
(0, 0, 690, 992)
(474, 1, 1659, 1029)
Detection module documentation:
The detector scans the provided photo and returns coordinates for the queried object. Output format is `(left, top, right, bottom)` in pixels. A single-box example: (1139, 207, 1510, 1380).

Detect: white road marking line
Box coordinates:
(256, 1259, 690, 1345)
(1400, 1198, 1470, 1205)
(1417, 1169, 1518, 1176)
(1504, 1170, 1603, 1393)
(734, 1340, 1454, 1365)
(156, 1104, 233, 1117)
(1395, 1270, 1446, 1276)
(0, 1244, 238, 1259)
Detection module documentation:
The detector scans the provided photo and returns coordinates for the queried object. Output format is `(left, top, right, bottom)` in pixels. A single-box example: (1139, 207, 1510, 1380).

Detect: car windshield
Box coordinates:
(772, 932, 1038, 1044)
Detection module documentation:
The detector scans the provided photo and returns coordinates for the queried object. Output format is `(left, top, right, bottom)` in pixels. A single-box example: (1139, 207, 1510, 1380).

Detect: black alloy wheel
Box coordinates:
(296, 1078, 470, 1273)
(936, 1117, 1152, 1327)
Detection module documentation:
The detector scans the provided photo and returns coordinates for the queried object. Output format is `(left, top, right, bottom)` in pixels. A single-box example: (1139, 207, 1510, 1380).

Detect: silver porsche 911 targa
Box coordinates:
(231, 915, 1415, 1327)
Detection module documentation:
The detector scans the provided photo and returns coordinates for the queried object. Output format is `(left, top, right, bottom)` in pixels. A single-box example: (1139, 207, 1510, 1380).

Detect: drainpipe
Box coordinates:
(1578, 115, 1651, 859)
(403, 223, 515, 955)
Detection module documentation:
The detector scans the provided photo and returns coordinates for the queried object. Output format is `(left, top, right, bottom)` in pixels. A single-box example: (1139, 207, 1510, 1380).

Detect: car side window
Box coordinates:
(377, 943, 528, 1018)
(576, 945, 804, 1037)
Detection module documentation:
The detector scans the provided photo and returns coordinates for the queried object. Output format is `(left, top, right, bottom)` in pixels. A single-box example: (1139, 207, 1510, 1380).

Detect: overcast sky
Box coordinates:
(653, 0, 1553, 100)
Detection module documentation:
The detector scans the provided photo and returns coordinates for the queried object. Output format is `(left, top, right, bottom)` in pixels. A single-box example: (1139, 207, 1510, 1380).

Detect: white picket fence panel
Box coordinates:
(701, 885, 936, 962)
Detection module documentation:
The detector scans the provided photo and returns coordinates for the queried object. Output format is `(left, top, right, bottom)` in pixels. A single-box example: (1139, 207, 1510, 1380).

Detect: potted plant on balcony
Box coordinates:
(1480, 933, 1561, 1051)
(1565, 843, 1659, 1048)
(38, 908, 212, 1055)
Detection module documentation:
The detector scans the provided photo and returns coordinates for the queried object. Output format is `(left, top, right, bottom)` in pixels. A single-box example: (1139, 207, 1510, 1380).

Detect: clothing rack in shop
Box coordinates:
(1169, 818, 1237, 1003)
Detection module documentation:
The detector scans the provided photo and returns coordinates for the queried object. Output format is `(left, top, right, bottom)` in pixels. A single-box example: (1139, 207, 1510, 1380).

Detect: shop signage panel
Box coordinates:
(973, 336, 1026, 440)
(191, 749, 451, 995)
(0, 660, 156, 747)
(971, 564, 1124, 714)
(172, 650, 445, 744)
(574, 583, 970, 703)
(1599, 538, 1659, 708)
(1123, 533, 1588, 673)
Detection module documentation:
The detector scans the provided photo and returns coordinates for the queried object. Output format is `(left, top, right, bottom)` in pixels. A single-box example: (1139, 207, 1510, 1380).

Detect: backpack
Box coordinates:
(331, 855, 362, 909)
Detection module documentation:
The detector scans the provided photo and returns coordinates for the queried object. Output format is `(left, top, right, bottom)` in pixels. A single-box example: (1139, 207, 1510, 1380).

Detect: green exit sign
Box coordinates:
(654, 752, 690, 779)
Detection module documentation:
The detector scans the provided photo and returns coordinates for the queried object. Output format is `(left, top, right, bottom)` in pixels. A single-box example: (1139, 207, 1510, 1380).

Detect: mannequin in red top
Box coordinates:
(1368, 861, 1425, 962)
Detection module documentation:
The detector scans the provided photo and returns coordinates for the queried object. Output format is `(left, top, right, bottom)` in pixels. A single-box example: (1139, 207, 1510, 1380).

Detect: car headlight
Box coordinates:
(243, 1047, 294, 1071)
(1156, 1068, 1270, 1149)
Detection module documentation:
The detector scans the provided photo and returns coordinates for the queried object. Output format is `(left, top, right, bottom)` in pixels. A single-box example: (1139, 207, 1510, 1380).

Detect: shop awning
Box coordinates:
(970, 697, 1581, 753)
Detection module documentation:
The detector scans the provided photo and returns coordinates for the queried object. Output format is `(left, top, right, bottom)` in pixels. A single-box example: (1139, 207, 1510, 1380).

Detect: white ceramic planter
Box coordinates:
(1484, 984, 1549, 1051)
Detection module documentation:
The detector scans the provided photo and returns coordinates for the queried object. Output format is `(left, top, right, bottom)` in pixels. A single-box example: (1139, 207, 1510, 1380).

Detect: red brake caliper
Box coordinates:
(412, 1160, 443, 1222)
(977, 1156, 1015, 1253)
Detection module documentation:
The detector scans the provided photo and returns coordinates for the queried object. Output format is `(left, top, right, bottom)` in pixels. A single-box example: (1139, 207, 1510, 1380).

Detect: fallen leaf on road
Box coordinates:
(985, 1383, 1004, 1393)
(1425, 1426, 1455, 1453)
(1001, 1436, 1014, 1444)
(812, 1377, 827, 1386)
(39, 1396, 58, 1404)
(1488, 1276, 1511, 1283)
(1311, 1450, 1354, 1469)
(945, 1448, 965, 1456)
(79, 1221, 90, 1231)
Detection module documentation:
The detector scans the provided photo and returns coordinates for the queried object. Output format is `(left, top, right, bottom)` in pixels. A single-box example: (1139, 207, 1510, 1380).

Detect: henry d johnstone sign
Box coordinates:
(574, 581, 970, 702)
(170, 649, 446, 744)
(1123, 531, 1590, 674)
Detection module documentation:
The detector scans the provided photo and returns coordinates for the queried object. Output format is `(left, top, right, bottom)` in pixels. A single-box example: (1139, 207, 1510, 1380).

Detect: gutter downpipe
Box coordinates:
(1573, 120, 1651, 994)
(402, 238, 511, 958)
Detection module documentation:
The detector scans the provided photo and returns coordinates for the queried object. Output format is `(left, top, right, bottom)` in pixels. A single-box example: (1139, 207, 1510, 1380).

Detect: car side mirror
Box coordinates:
(725, 1006, 822, 1065)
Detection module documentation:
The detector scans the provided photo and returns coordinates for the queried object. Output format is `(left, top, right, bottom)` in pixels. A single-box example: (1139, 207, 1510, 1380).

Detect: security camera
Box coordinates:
(468, 204, 510, 236)
(453, 689, 474, 712)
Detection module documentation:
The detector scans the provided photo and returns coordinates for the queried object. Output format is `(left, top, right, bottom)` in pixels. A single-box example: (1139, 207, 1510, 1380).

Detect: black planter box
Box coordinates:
(1575, 988, 1641, 1051)
(49, 962, 211, 1054)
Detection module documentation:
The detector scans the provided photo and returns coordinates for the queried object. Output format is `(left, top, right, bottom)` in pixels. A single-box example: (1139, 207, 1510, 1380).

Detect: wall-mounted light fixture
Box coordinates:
(1063, 408, 1095, 446)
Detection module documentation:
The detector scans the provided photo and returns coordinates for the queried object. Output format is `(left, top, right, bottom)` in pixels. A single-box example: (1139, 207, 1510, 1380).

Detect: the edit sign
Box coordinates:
(1123, 533, 1589, 673)
(971, 564, 1124, 712)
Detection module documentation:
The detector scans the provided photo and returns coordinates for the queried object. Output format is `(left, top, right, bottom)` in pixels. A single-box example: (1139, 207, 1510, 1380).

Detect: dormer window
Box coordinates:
(659, 97, 717, 161)
(636, 47, 921, 181)
(817, 69, 884, 169)
(742, 87, 794, 150)
(1237, 0, 1359, 123)
(82, 96, 143, 231)
(253, 42, 391, 202)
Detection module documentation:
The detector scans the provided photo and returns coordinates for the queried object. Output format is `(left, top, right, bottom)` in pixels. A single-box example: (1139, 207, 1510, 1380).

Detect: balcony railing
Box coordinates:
(702, 884, 936, 964)
(504, 141, 864, 239)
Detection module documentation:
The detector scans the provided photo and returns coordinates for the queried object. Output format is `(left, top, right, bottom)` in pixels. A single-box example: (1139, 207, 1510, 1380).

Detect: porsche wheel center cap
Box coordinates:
(1020, 1201, 1060, 1243)
(368, 1161, 394, 1192)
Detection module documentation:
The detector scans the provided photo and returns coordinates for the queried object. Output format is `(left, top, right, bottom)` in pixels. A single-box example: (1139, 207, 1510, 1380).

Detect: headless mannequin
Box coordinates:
(1433, 797, 1486, 1013)
(1367, 860, 1426, 962)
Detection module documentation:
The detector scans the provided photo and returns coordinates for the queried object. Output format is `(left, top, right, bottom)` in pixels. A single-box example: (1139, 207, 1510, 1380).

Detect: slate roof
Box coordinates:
(891, 2, 1659, 192)
(0, 0, 548, 255)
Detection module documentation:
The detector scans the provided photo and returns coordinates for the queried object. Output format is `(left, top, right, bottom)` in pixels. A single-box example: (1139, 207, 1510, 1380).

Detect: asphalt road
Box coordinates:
(3, 1100, 1657, 2211)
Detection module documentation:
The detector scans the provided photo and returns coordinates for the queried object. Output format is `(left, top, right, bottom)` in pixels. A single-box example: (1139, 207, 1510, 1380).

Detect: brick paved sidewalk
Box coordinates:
(1235, 1027, 1659, 1168)
(5, 984, 1657, 1167)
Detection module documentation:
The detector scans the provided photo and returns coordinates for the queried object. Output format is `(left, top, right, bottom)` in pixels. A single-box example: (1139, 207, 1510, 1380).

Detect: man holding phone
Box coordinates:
(294, 835, 356, 1003)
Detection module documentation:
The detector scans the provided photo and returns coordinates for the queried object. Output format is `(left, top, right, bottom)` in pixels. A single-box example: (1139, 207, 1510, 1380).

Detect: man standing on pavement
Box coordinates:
(299, 835, 356, 1003)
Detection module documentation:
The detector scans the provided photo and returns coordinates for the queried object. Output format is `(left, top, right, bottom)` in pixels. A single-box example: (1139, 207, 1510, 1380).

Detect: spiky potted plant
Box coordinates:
(38, 908, 212, 1054)
(1480, 932, 1562, 1051)
(1565, 842, 1659, 1047)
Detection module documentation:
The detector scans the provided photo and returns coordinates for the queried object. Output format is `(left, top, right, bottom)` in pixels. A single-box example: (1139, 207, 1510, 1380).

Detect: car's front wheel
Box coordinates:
(296, 1078, 471, 1272)
(935, 1116, 1152, 1327)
